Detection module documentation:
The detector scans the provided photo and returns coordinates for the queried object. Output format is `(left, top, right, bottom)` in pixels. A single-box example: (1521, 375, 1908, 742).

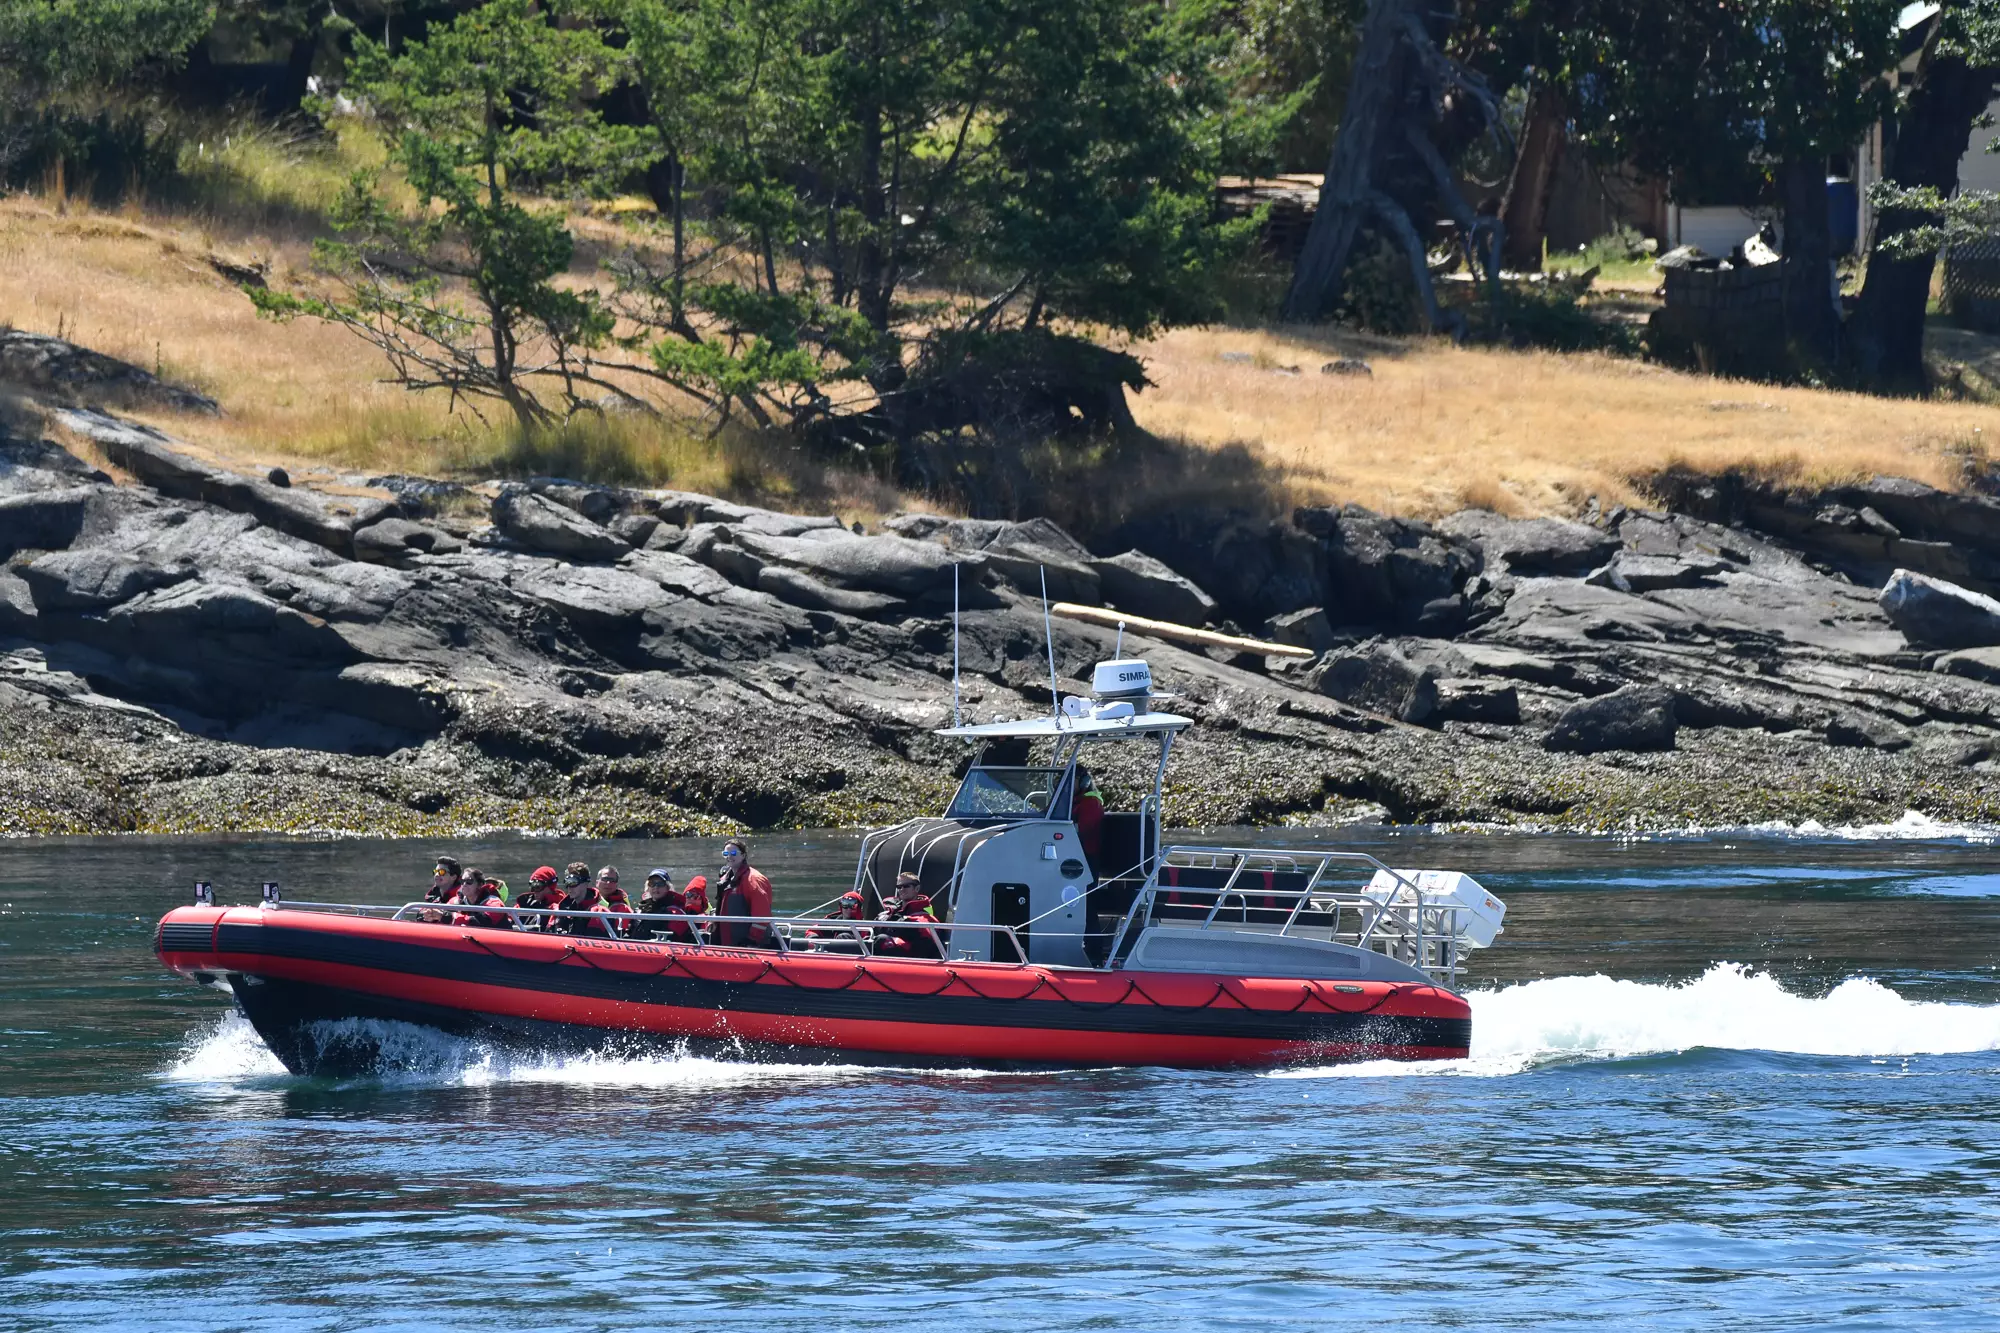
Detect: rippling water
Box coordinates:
(4, 825, 2000, 1330)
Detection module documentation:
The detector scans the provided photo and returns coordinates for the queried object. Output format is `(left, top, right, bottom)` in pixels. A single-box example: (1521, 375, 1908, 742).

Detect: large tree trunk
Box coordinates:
(1282, 0, 1494, 327)
(1282, 0, 1408, 321)
(1779, 155, 1840, 366)
(1499, 85, 1566, 272)
(1849, 55, 1999, 392)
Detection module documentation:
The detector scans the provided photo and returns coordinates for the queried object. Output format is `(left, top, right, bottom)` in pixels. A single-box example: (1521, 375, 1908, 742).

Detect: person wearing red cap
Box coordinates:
(681, 875, 710, 919)
(514, 866, 564, 931)
(803, 889, 867, 949)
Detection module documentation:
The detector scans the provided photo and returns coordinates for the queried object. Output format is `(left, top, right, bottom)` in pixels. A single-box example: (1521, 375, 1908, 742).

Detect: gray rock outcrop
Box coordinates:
(0, 329, 218, 414)
(1267, 607, 1337, 654)
(887, 514, 1100, 602)
(1439, 511, 1619, 577)
(492, 487, 631, 561)
(2, 433, 110, 495)
(353, 517, 463, 566)
(1544, 684, 1679, 754)
(1310, 641, 1438, 724)
(1879, 569, 2000, 649)
(11, 391, 2000, 836)
(60, 408, 380, 556)
(19, 549, 193, 610)
(1091, 550, 1216, 625)
(0, 487, 92, 558)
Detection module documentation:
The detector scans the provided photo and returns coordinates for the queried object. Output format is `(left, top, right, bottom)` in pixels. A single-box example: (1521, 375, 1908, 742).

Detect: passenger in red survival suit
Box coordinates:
(874, 872, 943, 959)
(712, 839, 774, 947)
(1071, 767, 1105, 861)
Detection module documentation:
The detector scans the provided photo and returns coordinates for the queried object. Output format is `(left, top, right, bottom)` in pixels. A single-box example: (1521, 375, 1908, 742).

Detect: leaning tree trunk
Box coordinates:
(1281, 0, 1418, 322)
(1849, 54, 2000, 393)
(1778, 155, 1841, 367)
(1281, 0, 1500, 328)
(1499, 85, 1566, 272)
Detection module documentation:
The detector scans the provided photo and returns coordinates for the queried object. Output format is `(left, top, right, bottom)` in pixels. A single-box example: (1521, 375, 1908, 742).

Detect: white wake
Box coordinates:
(1275, 962, 2000, 1079)
(161, 1011, 880, 1089)
(1733, 809, 2000, 842)
(164, 964, 2000, 1088)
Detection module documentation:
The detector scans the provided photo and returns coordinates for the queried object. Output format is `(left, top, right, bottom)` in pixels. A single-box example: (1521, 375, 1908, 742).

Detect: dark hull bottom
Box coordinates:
(229, 975, 868, 1077)
(226, 971, 1465, 1077)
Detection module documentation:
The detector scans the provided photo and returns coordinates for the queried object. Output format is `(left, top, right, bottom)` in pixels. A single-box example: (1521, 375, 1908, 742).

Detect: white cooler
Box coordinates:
(1363, 869, 1507, 948)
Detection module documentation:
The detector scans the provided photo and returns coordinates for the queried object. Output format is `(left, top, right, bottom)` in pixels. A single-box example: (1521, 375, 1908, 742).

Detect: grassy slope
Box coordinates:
(1131, 324, 1998, 518)
(4, 168, 1997, 528)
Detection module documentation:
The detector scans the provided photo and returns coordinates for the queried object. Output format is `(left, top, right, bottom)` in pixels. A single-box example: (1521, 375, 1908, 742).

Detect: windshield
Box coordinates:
(947, 766, 1065, 820)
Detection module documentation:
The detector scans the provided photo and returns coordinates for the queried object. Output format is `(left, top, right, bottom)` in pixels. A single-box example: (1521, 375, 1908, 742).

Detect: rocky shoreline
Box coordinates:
(7, 340, 2000, 836)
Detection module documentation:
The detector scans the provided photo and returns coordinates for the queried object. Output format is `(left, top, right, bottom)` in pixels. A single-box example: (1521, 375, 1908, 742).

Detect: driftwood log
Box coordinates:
(1281, 0, 1508, 329)
(1049, 603, 1315, 659)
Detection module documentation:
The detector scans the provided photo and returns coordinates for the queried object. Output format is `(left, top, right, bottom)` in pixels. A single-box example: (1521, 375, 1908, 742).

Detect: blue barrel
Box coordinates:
(1827, 178, 1859, 255)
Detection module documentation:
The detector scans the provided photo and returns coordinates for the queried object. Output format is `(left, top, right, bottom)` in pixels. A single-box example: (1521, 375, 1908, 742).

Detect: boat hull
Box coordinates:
(157, 906, 1471, 1073)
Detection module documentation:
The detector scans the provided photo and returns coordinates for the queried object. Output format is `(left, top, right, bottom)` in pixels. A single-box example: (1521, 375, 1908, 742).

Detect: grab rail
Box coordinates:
(1103, 845, 1474, 987)
(257, 848, 1481, 984)
(266, 899, 1034, 965)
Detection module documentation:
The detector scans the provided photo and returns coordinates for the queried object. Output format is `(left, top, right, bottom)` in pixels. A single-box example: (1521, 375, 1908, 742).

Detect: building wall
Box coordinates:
(1669, 206, 1770, 256)
(1960, 101, 2000, 194)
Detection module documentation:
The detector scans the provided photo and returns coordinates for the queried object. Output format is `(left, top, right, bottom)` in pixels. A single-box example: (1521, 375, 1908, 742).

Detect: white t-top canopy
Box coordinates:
(936, 712, 1193, 740)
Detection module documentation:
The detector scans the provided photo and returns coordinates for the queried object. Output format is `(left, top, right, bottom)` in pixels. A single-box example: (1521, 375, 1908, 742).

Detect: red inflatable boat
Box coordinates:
(154, 902, 1472, 1072)
(155, 654, 1504, 1072)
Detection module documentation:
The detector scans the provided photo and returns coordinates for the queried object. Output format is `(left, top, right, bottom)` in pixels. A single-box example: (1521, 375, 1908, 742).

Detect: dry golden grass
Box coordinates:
(1127, 324, 2000, 518)
(0, 195, 907, 519)
(7, 182, 1999, 530)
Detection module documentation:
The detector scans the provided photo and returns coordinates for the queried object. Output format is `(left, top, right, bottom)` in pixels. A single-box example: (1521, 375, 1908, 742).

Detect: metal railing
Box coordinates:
(253, 844, 1484, 984)
(1103, 845, 1482, 988)
(261, 898, 1039, 965)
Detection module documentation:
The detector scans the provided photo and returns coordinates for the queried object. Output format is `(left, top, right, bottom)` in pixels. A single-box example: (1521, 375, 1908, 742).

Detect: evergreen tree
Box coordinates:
(250, 0, 645, 426)
(0, 0, 211, 181)
(599, 0, 1252, 437)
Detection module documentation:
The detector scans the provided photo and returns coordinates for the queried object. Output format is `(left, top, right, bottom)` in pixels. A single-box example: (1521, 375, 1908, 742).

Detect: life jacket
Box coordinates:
(875, 895, 942, 957)
(476, 889, 512, 930)
(633, 888, 696, 942)
(714, 868, 773, 947)
(1072, 786, 1105, 859)
(564, 886, 608, 936)
(518, 875, 557, 924)
(454, 887, 509, 929)
(425, 884, 465, 922)
(804, 890, 866, 942)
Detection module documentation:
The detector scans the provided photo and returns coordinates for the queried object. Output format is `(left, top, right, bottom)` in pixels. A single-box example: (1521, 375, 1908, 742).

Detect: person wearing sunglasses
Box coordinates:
(711, 839, 774, 948)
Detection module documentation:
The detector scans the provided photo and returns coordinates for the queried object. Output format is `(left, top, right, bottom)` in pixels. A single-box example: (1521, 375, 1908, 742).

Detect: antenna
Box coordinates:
(1115, 620, 1126, 658)
(1041, 567, 1061, 725)
(952, 561, 962, 728)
